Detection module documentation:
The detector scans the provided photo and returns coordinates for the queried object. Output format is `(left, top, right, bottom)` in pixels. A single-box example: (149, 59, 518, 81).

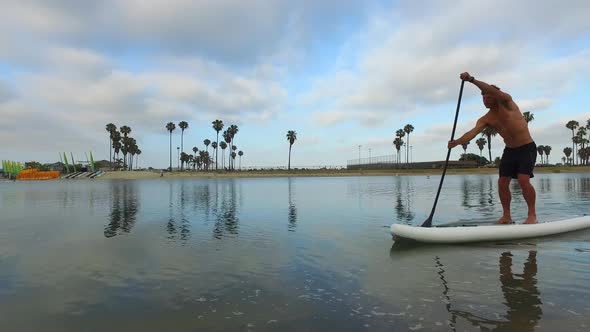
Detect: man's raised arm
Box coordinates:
(460, 72, 512, 103)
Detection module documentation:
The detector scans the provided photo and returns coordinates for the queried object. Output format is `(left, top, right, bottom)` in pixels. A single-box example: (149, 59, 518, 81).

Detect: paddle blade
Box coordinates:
(421, 216, 433, 228)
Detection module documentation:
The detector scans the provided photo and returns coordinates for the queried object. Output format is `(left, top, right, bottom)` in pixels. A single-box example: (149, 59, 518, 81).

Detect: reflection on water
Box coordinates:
(104, 182, 139, 238)
(460, 176, 495, 210)
(394, 177, 415, 223)
(1, 174, 590, 331)
(288, 177, 297, 231)
(451, 251, 542, 331)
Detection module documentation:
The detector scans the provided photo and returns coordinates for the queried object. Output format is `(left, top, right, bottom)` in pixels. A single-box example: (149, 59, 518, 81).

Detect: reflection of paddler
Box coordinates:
(496, 251, 542, 332)
(449, 251, 542, 331)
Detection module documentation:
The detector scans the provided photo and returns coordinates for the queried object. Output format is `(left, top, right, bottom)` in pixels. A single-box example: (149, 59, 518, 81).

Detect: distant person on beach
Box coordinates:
(448, 72, 537, 224)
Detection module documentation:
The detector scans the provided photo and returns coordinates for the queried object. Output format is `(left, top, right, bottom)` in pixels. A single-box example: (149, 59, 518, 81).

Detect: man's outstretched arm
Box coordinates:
(448, 118, 487, 149)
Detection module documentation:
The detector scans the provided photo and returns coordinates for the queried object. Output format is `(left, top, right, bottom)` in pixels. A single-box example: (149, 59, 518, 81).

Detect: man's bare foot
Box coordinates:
(523, 216, 537, 224)
(495, 216, 513, 225)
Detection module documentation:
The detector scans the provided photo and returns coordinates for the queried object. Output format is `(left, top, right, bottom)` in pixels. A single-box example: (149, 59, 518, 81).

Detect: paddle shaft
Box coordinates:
(421, 80, 465, 227)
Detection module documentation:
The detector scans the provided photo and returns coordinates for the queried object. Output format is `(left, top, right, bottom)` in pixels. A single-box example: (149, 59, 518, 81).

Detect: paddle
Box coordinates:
(420, 80, 465, 227)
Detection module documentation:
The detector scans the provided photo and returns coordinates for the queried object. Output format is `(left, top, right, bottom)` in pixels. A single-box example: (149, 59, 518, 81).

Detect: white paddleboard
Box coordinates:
(390, 215, 590, 244)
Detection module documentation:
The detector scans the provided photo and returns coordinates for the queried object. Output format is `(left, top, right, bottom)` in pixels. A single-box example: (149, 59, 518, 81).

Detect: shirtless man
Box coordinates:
(448, 72, 537, 224)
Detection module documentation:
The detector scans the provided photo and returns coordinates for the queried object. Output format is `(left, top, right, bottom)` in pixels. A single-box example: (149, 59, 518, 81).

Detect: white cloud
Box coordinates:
(518, 98, 553, 112)
(301, 0, 590, 127)
(0, 79, 16, 103)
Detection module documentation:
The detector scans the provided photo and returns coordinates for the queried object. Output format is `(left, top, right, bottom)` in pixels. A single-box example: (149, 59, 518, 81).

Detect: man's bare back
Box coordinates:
(481, 100, 533, 148)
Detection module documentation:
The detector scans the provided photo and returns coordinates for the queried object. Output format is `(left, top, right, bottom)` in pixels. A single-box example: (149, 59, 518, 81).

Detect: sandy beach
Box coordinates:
(99, 166, 590, 180)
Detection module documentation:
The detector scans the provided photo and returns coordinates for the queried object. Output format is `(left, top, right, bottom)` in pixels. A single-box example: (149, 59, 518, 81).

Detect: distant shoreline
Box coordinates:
(99, 166, 590, 180)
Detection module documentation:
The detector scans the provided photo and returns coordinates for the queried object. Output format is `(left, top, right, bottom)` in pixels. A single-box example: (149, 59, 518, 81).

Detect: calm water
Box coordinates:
(1, 174, 590, 331)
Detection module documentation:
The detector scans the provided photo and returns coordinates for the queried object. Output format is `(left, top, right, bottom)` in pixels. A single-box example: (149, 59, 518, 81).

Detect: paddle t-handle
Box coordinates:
(421, 80, 465, 227)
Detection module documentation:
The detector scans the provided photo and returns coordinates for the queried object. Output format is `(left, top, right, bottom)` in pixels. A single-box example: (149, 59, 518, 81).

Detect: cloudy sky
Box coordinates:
(1, 0, 589, 168)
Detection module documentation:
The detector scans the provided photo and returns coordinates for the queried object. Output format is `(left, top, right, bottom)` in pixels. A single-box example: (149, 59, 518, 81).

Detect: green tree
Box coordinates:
(238, 150, 243, 170)
(166, 122, 176, 171)
(212, 120, 224, 170)
(563, 147, 573, 165)
(459, 153, 488, 165)
(286, 130, 297, 170)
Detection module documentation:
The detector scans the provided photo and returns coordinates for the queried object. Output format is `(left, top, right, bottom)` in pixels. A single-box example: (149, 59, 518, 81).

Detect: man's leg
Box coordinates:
(517, 174, 537, 224)
(497, 176, 513, 224)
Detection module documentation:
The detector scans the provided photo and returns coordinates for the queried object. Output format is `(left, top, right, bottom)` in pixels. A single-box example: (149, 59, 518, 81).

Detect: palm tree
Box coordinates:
(120, 125, 131, 137)
(475, 137, 487, 157)
(286, 130, 297, 170)
(566, 120, 579, 165)
(211, 141, 218, 168)
(481, 126, 497, 163)
(537, 145, 545, 165)
(135, 149, 141, 170)
(212, 120, 224, 170)
(393, 137, 403, 165)
(577, 127, 588, 154)
(180, 152, 190, 170)
(395, 129, 405, 165)
(543, 145, 552, 165)
(582, 147, 590, 165)
(204, 139, 211, 153)
(231, 151, 237, 170)
(111, 131, 122, 169)
(461, 141, 470, 157)
(220, 141, 228, 169)
(522, 111, 534, 126)
(105, 123, 117, 169)
(120, 136, 134, 170)
(563, 147, 573, 165)
(178, 121, 188, 154)
(227, 125, 239, 169)
(403, 124, 414, 164)
(166, 122, 176, 171)
(223, 130, 232, 170)
(238, 151, 243, 170)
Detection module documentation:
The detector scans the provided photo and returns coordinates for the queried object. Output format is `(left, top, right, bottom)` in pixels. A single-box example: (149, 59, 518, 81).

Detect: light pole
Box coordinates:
(358, 145, 362, 165)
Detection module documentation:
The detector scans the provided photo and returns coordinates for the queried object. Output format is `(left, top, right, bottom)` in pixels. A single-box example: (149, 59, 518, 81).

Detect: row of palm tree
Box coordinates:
(392, 124, 414, 164)
(565, 119, 590, 166)
(105, 123, 142, 170)
(165, 120, 244, 171)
